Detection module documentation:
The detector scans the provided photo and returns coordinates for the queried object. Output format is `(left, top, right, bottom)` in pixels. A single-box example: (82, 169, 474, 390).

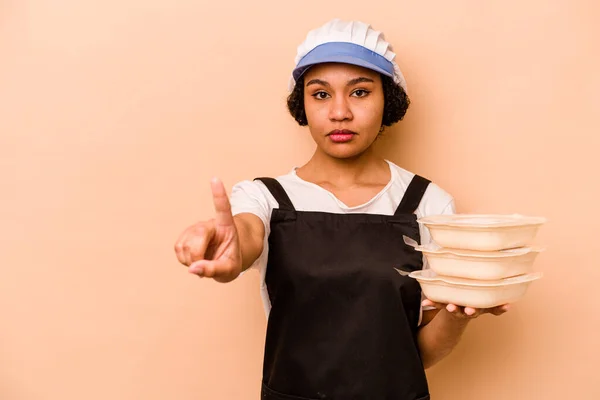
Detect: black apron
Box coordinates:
(255, 174, 431, 400)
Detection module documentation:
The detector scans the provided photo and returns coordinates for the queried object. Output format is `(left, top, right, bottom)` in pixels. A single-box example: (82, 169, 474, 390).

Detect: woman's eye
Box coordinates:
(352, 89, 370, 98)
(312, 91, 330, 100)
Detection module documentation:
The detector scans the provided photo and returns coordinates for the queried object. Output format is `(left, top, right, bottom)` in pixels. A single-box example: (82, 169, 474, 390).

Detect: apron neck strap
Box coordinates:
(394, 175, 431, 215)
(254, 177, 296, 211)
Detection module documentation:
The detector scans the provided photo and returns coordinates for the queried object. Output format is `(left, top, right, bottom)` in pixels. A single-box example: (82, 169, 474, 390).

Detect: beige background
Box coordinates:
(1, 1, 599, 399)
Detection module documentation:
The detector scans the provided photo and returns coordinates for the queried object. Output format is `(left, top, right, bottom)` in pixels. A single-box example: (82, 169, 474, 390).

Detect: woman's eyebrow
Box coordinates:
(347, 77, 374, 86)
(306, 78, 329, 87)
(305, 77, 375, 87)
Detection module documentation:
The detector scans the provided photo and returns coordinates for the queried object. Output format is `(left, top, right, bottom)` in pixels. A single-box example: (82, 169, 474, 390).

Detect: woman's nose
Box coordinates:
(328, 96, 353, 121)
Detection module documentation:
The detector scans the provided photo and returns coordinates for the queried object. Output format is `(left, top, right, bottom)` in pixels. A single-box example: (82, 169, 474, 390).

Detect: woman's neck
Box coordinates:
(296, 148, 390, 189)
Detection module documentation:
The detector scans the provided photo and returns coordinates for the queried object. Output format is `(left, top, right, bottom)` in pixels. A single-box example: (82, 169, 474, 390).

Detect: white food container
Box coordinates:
(416, 245, 544, 280)
(408, 270, 543, 308)
(417, 214, 546, 251)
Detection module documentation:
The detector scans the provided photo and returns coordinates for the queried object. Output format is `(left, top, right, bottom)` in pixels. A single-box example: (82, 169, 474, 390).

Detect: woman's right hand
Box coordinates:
(174, 178, 243, 283)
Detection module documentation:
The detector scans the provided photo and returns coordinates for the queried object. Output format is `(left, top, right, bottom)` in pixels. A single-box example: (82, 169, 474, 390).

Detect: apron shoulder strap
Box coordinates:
(394, 174, 431, 215)
(254, 177, 296, 211)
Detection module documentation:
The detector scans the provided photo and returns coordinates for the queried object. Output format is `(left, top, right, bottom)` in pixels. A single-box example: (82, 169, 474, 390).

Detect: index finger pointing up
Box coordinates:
(210, 177, 234, 227)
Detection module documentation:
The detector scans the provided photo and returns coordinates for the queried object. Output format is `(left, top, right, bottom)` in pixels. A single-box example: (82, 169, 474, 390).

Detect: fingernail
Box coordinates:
(189, 265, 203, 274)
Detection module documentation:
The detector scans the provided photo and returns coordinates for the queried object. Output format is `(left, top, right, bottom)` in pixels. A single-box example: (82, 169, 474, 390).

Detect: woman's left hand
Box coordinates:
(422, 299, 510, 319)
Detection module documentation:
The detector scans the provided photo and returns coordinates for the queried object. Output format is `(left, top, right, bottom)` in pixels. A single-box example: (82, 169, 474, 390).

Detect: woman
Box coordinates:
(175, 19, 509, 400)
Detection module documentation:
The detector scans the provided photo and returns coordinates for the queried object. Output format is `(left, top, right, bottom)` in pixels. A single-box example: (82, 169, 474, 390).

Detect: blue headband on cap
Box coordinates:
(292, 42, 395, 81)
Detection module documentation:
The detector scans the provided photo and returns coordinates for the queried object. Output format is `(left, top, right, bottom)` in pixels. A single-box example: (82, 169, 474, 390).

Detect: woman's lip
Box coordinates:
(329, 132, 355, 143)
(328, 129, 357, 135)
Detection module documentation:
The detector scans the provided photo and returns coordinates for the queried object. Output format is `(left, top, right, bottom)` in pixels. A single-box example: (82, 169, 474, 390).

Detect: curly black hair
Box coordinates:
(286, 74, 410, 128)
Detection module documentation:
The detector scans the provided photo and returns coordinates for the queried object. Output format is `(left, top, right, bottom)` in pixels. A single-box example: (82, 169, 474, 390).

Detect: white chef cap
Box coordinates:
(289, 19, 407, 93)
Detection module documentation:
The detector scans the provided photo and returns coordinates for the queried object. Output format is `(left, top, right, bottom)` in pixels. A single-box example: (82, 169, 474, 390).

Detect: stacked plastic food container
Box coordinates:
(408, 214, 546, 308)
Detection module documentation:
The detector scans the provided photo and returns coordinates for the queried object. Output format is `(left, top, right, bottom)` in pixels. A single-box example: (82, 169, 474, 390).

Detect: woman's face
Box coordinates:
(303, 63, 385, 159)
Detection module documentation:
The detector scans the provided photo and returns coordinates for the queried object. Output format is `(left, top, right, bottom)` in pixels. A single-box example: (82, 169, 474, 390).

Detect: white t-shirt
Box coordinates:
(230, 159, 456, 324)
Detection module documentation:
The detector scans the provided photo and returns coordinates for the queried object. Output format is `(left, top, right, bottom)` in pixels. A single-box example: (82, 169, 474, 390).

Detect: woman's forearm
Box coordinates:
(417, 309, 470, 369)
